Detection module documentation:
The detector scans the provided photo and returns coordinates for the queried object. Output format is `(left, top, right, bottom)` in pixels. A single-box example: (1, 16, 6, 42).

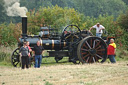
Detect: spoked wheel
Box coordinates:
(61, 25, 81, 44)
(11, 48, 21, 67)
(77, 36, 107, 63)
(61, 25, 82, 63)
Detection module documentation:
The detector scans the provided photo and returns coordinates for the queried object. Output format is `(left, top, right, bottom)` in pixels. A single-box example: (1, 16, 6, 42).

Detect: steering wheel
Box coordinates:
(61, 25, 81, 44)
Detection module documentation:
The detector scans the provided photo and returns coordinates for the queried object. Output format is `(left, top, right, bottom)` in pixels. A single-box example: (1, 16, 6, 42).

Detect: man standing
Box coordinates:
(33, 41, 44, 68)
(107, 39, 116, 63)
(89, 23, 105, 37)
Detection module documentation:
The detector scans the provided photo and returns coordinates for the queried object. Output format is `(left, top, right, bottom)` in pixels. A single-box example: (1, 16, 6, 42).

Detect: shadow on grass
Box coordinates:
(41, 57, 73, 66)
(42, 61, 69, 64)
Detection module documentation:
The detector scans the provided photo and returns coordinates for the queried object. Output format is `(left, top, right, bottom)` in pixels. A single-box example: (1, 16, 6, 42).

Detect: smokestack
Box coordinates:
(22, 17, 27, 37)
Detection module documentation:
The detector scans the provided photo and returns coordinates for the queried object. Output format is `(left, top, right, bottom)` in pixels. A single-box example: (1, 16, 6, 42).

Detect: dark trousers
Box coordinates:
(21, 56, 29, 69)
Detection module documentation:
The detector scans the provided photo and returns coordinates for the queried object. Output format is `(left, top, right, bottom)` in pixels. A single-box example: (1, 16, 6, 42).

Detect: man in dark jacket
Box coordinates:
(33, 41, 44, 68)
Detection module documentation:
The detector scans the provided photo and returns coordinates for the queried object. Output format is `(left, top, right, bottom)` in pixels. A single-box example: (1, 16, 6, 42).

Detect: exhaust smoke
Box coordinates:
(4, 0, 28, 17)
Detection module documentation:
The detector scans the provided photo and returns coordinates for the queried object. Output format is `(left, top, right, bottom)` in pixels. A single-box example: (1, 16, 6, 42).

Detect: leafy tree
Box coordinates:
(26, 6, 127, 49)
(0, 0, 7, 24)
(0, 0, 127, 23)
(0, 3, 127, 49)
(117, 10, 128, 48)
(73, 0, 127, 18)
(51, 0, 67, 7)
(117, 11, 128, 31)
(122, 0, 128, 5)
(27, 5, 85, 34)
(0, 23, 19, 46)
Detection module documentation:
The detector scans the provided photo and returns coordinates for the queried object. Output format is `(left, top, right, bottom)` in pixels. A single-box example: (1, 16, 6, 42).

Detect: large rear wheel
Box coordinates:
(77, 36, 107, 63)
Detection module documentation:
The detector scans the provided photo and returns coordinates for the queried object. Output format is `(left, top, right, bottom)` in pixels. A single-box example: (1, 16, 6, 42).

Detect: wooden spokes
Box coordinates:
(11, 48, 21, 67)
(62, 25, 81, 44)
(77, 36, 107, 63)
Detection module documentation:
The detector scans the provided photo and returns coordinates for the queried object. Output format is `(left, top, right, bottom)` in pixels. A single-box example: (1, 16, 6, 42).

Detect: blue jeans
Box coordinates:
(35, 55, 42, 68)
(108, 55, 116, 63)
(96, 33, 102, 38)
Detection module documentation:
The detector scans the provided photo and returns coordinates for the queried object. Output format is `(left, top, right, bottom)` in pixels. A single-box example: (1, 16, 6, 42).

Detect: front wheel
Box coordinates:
(11, 48, 21, 67)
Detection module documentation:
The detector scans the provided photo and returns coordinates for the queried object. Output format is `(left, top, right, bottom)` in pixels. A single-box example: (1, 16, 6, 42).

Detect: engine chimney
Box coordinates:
(22, 17, 27, 37)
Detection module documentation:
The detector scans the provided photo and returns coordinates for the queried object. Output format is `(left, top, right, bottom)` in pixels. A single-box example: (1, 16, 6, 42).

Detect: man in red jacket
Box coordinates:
(107, 38, 116, 63)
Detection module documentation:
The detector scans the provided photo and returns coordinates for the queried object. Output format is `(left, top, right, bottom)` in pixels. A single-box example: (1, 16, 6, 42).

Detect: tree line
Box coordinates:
(0, 6, 128, 49)
(0, 0, 128, 49)
(0, 0, 128, 23)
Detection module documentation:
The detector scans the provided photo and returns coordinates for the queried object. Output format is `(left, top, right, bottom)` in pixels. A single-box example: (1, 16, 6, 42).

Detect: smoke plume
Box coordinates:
(4, 0, 28, 17)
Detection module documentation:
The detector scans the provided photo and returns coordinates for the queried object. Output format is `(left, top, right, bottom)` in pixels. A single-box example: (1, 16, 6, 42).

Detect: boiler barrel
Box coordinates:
(19, 37, 67, 50)
(41, 39, 67, 50)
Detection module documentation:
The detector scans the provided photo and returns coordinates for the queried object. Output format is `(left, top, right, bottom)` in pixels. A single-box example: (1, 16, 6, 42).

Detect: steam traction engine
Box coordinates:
(11, 17, 107, 67)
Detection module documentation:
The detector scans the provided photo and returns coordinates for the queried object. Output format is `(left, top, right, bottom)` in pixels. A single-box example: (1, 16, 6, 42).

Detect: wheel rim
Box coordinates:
(11, 48, 21, 67)
(61, 25, 81, 43)
(77, 36, 107, 63)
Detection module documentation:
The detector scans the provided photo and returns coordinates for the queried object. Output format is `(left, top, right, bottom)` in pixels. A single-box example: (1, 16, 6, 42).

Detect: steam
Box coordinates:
(4, 0, 28, 17)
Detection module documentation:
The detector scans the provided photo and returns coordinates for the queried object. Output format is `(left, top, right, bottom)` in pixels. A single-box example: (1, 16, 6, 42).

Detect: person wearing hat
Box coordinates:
(89, 23, 105, 37)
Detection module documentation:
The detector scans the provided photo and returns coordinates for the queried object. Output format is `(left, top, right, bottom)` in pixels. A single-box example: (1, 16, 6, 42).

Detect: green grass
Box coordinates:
(0, 45, 74, 67)
(45, 81, 53, 85)
(0, 54, 128, 67)
(0, 45, 128, 67)
(42, 57, 73, 66)
(0, 61, 12, 67)
(0, 57, 73, 67)
(0, 61, 128, 85)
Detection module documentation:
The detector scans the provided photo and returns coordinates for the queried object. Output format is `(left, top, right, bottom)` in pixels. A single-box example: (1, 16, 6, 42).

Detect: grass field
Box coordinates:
(0, 60, 128, 85)
(0, 46, 128, 85)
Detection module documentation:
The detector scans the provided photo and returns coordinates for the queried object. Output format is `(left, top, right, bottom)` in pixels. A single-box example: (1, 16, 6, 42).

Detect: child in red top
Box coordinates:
(26, 41, 32, 67)
(26, 41, 32, 56)
(107, 39, 116, 63)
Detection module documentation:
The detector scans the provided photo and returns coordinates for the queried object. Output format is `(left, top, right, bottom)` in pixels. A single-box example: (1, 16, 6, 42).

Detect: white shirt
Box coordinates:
(93, 25, 105, 33)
